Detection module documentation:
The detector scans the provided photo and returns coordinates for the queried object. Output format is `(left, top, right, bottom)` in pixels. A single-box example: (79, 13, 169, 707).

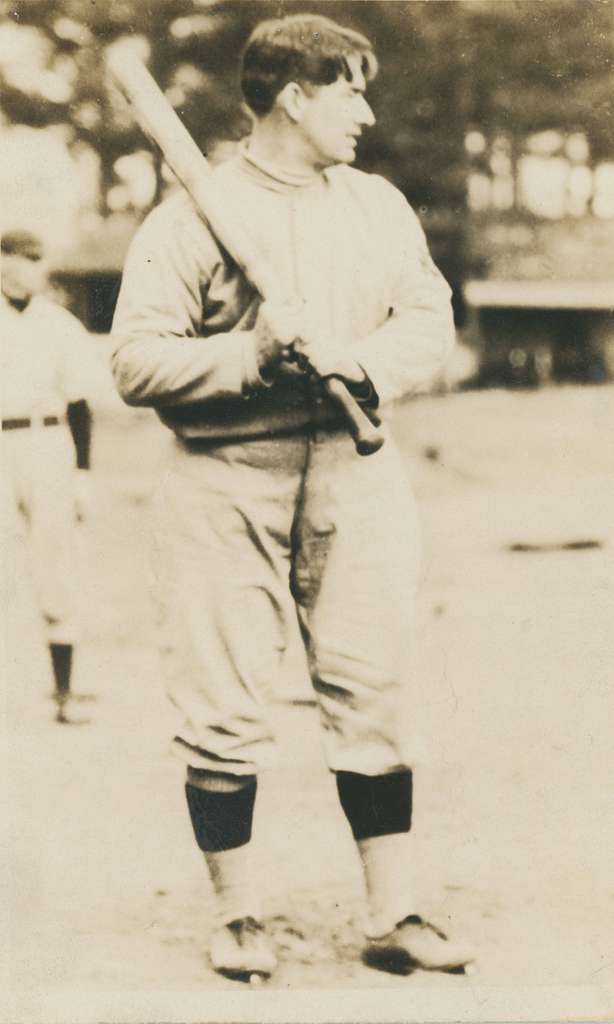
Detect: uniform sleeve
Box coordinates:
(110, 202, 263, 408)
(352, 182, 456, 405)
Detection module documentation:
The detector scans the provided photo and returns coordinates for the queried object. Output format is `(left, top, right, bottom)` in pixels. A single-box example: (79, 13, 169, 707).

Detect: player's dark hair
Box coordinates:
(241, 14, 377, 117)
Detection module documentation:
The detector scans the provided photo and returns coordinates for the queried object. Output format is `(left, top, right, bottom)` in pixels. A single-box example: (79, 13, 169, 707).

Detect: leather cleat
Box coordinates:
(363, 914, 474, 975)
(209, 916, 277, 982)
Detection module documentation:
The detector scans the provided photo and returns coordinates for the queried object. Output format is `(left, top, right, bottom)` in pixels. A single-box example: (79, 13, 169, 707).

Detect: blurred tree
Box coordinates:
(1, 0, 612, 291)
(0, 0, 199, 209)
(462, 0, 614, 161)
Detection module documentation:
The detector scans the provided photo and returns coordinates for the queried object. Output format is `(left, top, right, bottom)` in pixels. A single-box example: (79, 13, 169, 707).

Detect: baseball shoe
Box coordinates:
(53, 694, 91, 726)
(363, 914, 474, 975)
(209, 916, 277, 982)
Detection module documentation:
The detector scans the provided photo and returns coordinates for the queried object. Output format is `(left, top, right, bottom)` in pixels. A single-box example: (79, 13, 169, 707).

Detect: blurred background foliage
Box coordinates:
(1, 0, 613, 294)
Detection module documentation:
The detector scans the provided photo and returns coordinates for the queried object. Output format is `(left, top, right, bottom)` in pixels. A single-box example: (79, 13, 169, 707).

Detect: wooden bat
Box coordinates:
(106, 50, 385, 456)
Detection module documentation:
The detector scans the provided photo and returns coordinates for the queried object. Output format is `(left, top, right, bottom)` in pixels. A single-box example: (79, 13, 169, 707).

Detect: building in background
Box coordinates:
(463, 130, 614, 388)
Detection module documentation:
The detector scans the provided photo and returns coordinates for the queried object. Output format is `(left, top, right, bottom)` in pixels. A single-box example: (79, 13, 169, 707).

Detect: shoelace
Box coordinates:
(227, 916, 264, 944)
(399, 914, 449, 941)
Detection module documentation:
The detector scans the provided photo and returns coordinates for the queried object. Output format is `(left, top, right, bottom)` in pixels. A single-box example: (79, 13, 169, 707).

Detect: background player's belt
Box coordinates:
(2, 416, 61, 431)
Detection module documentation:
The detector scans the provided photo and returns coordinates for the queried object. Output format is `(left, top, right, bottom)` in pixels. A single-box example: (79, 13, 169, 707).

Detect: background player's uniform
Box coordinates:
(2, 293, 91, 645)
(111, 147, 455, 778)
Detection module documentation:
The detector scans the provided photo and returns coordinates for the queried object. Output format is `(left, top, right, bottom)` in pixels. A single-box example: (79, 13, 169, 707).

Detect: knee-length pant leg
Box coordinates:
(152, 437, 305, 776)
(294, 431, 421, 775)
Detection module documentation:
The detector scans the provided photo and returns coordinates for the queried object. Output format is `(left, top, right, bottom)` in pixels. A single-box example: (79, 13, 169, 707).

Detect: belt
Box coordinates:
(2, 416, 61, 431)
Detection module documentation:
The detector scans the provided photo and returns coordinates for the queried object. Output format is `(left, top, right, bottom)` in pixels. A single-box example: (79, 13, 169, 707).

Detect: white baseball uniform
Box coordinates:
(1, 293, 91, 643)
(112, 146, 455, 776)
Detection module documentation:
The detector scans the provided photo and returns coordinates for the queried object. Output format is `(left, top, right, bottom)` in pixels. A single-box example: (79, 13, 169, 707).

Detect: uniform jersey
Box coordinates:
(111, 145, 455, 442)
(1, 293, 90, 420)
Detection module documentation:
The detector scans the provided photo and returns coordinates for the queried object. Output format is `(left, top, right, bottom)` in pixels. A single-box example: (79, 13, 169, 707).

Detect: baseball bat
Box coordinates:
(106, 50, 385, 456)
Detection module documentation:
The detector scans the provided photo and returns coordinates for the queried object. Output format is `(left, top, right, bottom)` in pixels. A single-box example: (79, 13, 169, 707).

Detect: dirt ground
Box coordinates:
(3, 382, 614, 1023)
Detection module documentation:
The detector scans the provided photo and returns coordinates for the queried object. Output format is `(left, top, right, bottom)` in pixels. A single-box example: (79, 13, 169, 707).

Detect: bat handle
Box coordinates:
(323, 377, 385, 456)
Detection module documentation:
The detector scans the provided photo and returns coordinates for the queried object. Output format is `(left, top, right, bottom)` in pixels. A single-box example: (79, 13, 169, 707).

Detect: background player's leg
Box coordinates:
(19, 428, 84, 722)
(48, 642, 73, 722)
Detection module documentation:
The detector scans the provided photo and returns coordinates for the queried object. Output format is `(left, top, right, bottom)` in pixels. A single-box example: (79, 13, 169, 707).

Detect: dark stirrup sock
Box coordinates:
(66, 399, 92, 469)
(335, 768, 413, 840)
(185, 775, 257, 852)
(49, 642, 73, 697)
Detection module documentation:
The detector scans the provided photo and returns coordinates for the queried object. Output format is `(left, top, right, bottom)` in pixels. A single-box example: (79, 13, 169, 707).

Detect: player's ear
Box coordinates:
(276, 81, 308, 124)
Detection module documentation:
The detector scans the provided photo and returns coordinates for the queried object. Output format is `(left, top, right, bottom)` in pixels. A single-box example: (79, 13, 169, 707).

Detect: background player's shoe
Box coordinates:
(363, 914, 474, 975)
(209, 916, 277, 981)
(53, 693, 91, 726)
(49, 690, 96, 704)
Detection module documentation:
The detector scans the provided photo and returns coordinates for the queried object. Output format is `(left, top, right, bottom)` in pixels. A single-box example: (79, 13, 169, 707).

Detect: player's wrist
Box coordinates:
(318, 356, 366, 386)
(242, 332, 275, 396)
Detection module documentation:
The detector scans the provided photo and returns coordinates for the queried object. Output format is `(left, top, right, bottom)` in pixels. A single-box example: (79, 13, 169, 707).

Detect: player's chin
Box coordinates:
(336, 143, 358, 165)
(2, 283, 27, 302)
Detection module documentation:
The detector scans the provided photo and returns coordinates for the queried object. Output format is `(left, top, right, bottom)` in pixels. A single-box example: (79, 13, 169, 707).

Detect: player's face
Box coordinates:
(299, 54, 375, 169)
(1, 252, 46, 303)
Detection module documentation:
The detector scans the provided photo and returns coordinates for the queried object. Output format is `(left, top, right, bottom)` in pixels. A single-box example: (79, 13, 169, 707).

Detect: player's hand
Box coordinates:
(253, 300, 306, 382)
(73, 469, 93, 524)
(292, 333, 366, 386)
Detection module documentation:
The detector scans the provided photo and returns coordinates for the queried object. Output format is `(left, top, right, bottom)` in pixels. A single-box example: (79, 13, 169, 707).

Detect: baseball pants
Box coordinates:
(2, 424, 78, 645)
(152, 426, 421, 776)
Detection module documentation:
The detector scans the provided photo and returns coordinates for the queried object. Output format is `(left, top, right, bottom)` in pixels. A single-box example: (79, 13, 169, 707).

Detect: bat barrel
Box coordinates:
(107, 50, 208, 188)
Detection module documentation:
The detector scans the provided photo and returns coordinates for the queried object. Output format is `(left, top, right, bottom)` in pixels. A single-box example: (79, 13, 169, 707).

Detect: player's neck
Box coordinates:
(247, 121, 323, 182)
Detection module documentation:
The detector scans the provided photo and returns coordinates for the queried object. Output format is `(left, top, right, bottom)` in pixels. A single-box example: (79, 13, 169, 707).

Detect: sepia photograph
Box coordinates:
(2, 1, 613, 1022)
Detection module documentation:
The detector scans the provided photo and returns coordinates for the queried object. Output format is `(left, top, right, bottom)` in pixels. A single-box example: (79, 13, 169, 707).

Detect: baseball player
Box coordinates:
(111, 14, 472, 980)
(2, 228, 94, 725)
